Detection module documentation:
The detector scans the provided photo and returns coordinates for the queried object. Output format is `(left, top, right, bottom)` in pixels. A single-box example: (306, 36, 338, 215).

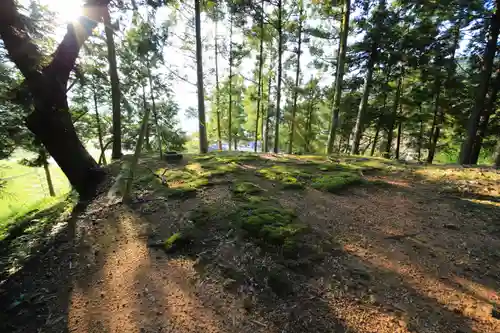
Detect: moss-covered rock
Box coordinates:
(311, 172, 362, 192)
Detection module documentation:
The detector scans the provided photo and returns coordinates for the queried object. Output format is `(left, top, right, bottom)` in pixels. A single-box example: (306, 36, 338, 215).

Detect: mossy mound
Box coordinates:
(232, 182, 263, 196)
(257, 165, 310, 189)
(311, 172, 362, 192)
(235, 204, 307, 249)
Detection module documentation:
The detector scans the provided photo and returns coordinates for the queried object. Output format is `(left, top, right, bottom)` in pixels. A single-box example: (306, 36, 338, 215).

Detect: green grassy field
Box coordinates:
(0, 160, 70, 227)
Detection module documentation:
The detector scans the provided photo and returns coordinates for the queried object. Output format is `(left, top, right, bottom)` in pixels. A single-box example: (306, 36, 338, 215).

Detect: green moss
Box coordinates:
(233, 181, 263, 195)
(311, 172, 363, 192)
(317, 163, 353, 172)
(202, 162, 240, 177)
(163, 232, 192, 253)
(236, 204, 307, 249)
(281, 176, 305, 190)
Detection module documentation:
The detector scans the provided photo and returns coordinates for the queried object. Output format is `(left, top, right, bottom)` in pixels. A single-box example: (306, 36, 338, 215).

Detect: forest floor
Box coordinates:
(0, 152, 499, 333)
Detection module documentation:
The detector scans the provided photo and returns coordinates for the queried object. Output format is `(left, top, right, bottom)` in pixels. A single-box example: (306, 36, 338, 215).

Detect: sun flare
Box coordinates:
(46, 0, 83, 23)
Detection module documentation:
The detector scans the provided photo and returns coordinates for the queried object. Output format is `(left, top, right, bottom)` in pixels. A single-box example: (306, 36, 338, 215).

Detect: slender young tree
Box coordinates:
(103, 7, 122, 159)
(194, 0, 208, 153)
(214, 19, 222, 150)
(274, 0, 283, 153)
(254, 0, 265, 152)
(288, 0, 304, 154)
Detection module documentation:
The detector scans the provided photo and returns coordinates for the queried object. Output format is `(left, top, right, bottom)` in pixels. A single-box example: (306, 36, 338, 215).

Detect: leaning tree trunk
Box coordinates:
(214, 20, 222, 150)
(351, 44, 376, 155)
(103, 8, 122, 160)
(274, 0, 283, 153)
(495, 140, 500, 168)
(460, 2, 500, 164)
(0, 1, 109, 198)
(326, 0, 351, 154)
(123, 97, 151, 203)
(93, 85, 107, 165)
(395, 116, 402, 160)
(40, 149, 55, 197)
(194, 0, 208, 153)
(287, 0, 304, 154)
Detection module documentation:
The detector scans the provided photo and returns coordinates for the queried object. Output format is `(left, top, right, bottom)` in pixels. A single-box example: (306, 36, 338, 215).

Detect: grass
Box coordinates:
(0, 161, 70, 224)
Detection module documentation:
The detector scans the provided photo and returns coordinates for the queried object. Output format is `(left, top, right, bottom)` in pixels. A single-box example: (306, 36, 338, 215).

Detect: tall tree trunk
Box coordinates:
(287, 0, 304, 154)
(326, 0, 351, 154)
(351, 45, 376, 155)
(146, 58, 162, 159)
(253, 0, 265, 153)
(0, 0, 108, 198)
(228, 15, 233, 151)
(195, 0, 208, 153)
(460, 1, 500, 164)
(427, 81, 441, 164)
(93, 86, 107, 166)
(304, 97, 314, 153)
(40, 149, 55, 197)
(370, 117, 382, 156)
(214, 20, 222, 150)
(495, 140, 500, 168)
(274, 0, 283, 153)
(264, 71, 273, 152)
(395, 117, 402, 160)
(470, 69, 500, 164)
(103, 9, 122, 160)
(384, 75, 403, 157)
(417, 110, 424, 161)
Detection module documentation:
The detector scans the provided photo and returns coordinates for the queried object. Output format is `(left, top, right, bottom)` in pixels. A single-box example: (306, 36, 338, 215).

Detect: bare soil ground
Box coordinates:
(1, 153, 499, 333)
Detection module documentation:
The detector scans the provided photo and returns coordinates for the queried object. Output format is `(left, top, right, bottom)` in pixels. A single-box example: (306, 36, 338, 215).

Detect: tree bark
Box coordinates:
(274, 0, 283, 153)
(228, 15, 233, 151)
(214, 20, 222, 150)
(395, 117, 402, 160)
(103, 8, 122, 160)
(470, 69, 500, 164)
(370, 117, 382, 156)
(460, 1, 500, 164)
(287, 0, 304, 154)
(264, 71, 273, 152)
(40, 149, 55, 197)
(254, 0, 265, 153)
(326, 0, 351, 154)
(195, 0, 208, 153)
(0, 0, 109, 198)
(93, 85, 107, 165)
(427, 82, 441, 164)
(351, 45, 376, 155)
(495, 140, 500, 168)
(384, 75, 403, 158)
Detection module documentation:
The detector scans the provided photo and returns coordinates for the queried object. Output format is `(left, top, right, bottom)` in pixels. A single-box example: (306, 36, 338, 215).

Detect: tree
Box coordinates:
(460, 0, 500, 164)
(0, 0, 109, 197)
(195, 0, 208, 153)
(103, 7, 122, 159)
(274, 0, 284, 153)
(326, 0, 351, 154)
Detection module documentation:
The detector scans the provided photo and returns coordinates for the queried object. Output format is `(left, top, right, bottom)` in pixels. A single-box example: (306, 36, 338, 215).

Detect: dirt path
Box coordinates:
(1, 159, 499, 333)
